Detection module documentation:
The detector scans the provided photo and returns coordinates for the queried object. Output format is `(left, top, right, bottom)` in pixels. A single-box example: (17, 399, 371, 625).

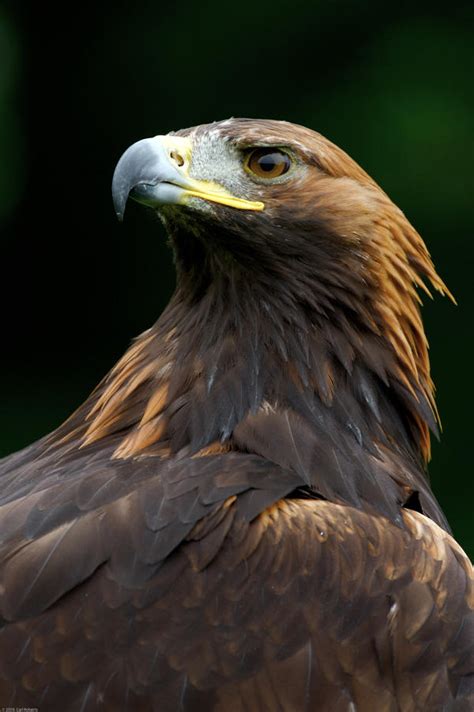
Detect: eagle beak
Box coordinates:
(112, 135, 264, 220)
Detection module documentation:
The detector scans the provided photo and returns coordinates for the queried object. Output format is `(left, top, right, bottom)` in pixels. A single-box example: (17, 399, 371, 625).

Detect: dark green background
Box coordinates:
(0, 2, 472, 555)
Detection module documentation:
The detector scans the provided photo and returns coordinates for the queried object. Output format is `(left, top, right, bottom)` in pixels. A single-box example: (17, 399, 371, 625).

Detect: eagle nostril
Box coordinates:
(170, 150, 185, 167)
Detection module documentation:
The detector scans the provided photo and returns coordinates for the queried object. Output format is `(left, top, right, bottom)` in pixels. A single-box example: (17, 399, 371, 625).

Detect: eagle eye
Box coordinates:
(245, 148, 291, 179)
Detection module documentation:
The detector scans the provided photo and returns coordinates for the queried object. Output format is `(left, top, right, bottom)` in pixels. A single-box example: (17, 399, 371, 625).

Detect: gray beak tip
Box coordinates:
(112, 138, 162, 222)
(112, 172, 131, 223)
(112, 188, 127, 221)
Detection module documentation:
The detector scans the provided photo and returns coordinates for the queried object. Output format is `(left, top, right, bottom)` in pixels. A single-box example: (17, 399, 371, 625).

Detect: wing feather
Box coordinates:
(1, 474, 472, 710)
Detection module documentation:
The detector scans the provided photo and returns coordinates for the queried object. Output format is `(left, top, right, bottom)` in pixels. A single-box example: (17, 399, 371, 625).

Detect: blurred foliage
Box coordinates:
(0, 1, 472, 554)
(0, 6, 23, 220)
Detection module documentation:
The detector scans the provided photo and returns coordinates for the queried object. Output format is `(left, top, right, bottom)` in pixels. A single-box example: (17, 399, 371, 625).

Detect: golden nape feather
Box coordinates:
(0, 118, 472, 711)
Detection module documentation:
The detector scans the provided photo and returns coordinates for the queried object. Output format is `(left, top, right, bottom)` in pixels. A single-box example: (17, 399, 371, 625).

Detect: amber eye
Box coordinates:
(245, 148, 292, 179)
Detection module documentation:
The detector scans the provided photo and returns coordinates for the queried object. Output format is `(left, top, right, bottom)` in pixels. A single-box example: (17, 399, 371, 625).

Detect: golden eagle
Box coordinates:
(0, 119, 473, 711)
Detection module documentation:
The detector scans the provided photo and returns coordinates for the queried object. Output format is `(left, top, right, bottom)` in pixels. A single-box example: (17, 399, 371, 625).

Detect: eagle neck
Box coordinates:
(46, 218, 447, 526)
(150, 269, 444, 525)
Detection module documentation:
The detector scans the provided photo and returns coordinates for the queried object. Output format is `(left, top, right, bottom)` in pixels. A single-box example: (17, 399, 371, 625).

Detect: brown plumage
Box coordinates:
(0, 118, 472, 711)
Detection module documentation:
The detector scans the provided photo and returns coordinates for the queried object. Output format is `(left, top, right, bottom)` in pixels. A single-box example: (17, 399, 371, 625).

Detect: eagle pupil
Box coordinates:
(259, 154, 278, 172)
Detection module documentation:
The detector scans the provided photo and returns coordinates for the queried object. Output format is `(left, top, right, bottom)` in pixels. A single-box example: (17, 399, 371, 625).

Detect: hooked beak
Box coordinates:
(112, 135, 264, 220)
